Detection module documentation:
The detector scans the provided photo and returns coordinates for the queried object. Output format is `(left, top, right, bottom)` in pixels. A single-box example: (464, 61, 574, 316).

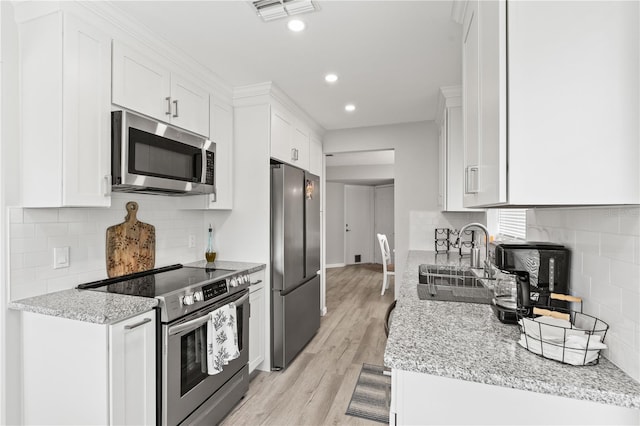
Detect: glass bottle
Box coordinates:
(205, 224, 217, 263)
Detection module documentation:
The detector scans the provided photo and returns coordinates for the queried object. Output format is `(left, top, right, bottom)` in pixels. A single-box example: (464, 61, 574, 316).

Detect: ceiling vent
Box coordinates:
(251, 0, 319, 22)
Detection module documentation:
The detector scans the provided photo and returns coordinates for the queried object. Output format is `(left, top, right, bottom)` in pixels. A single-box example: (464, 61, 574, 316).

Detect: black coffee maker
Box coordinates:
(488, 241, 570, 324)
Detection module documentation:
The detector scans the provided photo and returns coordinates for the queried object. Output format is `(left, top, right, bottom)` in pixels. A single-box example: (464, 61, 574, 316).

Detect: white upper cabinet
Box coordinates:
(462, 0, 639, 207)
(270, 105, 295, 163)
(437, 86, 481, 212)
(207, 96, 234, 209)
(112, 41, 209, 137)
(309, 134, 323, 177)
(270, 105, 311, 170)
(19, 11, 111, 207)
(170, 74, 210, 137)
(292, 122, 310, 171)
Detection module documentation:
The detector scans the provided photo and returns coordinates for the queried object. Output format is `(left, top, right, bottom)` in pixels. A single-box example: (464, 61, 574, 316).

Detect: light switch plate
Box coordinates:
(53, 246, 70, 269)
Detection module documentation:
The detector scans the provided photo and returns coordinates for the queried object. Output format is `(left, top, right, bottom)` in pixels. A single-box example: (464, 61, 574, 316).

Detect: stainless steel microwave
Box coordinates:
(111, 110, 215, 196)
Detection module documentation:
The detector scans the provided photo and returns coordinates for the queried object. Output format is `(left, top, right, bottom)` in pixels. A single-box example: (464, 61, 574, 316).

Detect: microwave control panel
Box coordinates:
(205, 151, 214, 185)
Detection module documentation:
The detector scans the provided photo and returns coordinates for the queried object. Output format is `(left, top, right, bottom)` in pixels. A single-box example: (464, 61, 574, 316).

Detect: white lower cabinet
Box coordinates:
(22, 310, 156, 425)
(391, 369, 639, 425)
(248, 270, 266, 374)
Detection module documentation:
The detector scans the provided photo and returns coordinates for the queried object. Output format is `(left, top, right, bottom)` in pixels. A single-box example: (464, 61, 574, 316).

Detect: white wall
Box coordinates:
(326, 164, 393, 182)
(325, 182, 345, 266)
(527, 206, 640, 381)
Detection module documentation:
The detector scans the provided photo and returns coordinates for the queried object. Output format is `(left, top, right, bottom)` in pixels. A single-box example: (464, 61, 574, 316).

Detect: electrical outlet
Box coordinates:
(188, 235, 196, 248)
(53, 247, 70, 269)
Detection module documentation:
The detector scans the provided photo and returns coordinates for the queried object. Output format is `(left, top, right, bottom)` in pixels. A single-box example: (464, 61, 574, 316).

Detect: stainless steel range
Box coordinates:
(78, 264, 251, 425)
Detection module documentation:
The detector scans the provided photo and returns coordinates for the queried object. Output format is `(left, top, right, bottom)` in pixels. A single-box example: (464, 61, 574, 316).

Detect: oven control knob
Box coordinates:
(230, 277, 238, 287)
(243, 274, 249, 284)
(193, 290, 204, 302)
(182, 293, 195, 306)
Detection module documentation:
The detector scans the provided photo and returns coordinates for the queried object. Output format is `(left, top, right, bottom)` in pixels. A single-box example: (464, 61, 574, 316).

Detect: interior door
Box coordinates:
(374, 185, 394, 264)
(344, 185, 374, 265)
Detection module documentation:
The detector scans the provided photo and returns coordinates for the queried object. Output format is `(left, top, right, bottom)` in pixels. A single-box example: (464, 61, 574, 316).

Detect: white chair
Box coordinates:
(377, 233, 395, 295)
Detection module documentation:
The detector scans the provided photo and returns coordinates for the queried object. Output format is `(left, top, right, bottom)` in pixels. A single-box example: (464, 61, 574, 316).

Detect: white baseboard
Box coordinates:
(326, 263, 346, 269)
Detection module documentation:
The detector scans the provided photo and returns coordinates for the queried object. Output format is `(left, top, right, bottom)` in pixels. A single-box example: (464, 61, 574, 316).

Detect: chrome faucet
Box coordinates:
(456, 222, 493, 276)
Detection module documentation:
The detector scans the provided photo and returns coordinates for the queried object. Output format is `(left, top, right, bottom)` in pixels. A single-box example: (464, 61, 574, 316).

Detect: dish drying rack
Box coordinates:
(517, 293, 609, 366)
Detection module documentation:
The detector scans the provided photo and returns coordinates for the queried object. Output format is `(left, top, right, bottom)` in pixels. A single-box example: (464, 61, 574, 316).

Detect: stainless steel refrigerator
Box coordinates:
(271, 163, 321, 370)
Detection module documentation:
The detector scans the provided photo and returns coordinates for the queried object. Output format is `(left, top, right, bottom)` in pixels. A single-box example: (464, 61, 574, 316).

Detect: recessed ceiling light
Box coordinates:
(287, 19, 306, 32)
(345, 104, 356, 112)
(325, 73, 338, 83)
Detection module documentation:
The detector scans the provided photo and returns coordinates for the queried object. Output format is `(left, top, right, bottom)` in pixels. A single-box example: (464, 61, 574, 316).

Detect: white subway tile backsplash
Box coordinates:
(575, 230, 599, 256)
(58, 209, 88, 223)
(9, 223, 34, 239)
(601, 233, 636, 264)
(8, 197, 206, 304)
(35, 223, 69, 238)
(532, 206, 640, 381)
(23, 209, 58, 223)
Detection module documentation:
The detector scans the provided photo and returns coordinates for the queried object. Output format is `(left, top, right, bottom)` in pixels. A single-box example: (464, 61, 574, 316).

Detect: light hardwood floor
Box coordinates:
(222, 264, 395, 426)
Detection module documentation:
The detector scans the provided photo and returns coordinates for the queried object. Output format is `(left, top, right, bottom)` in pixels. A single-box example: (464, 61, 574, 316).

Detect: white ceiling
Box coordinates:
(109, 0, 462, 131)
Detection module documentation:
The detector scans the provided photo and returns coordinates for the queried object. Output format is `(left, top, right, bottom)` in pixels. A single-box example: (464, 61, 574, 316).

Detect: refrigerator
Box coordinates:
(271, 163, 321, 370)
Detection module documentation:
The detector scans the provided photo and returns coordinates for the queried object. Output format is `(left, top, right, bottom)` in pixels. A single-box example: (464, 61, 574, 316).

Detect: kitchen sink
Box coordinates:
(417, 264, 493, 304)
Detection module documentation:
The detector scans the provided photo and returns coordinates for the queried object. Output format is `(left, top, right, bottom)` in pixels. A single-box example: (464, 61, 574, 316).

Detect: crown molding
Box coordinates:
(234, 82, 325, 136)
(436, 85, 462, 124)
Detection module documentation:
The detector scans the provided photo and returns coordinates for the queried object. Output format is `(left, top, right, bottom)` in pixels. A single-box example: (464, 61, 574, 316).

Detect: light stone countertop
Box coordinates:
(9, 289, 158, 325)
(384, 250, 640, 410)
(183, 260, 266, 275)
(9, 261, 265, 325)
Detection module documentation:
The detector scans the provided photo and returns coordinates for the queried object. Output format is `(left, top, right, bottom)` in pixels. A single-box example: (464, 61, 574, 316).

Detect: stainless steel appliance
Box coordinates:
(111, 110, 215, 196)
(271, 163, 321, 370)
(78, 264, 250, 425)
(488, 241, 570, 323)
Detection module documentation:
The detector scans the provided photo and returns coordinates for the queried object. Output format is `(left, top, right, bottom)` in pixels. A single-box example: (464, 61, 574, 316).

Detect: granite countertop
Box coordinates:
(9, 289, 158, 325)
(9, 261, 266, 325)
(384, 250, 640, 410)
(184, 260, 266, 275)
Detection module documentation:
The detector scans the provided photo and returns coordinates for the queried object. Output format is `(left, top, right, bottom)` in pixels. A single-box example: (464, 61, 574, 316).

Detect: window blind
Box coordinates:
(498, 209, 527, 240)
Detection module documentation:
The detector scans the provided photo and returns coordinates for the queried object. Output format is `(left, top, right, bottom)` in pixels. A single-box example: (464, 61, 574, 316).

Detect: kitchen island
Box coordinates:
(384, 250, 640, 425)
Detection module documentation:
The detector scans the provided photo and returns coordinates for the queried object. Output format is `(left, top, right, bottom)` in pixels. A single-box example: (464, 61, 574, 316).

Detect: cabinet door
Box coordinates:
(438, 113, 447, 210)
(476, 0, 507, 206)
(170, 74, 210, 136)
(462, 1, 480, 208)
(112, 41, 171, 122)
(208, 96, 234, 209)
(249, 275, 266, 374)
(309, 135, 323, 177)
(109, 311, 156, 426)
(270, 106, 294, 163)
(292, 124, 310, 171)
(62, 14, 112, 207)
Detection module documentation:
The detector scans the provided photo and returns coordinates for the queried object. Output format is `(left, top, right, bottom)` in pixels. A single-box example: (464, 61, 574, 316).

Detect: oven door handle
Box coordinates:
(167, 292, 249, 337)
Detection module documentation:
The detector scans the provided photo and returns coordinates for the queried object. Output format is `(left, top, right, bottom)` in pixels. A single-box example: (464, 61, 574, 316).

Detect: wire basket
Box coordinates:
(517, 294, 609, 366)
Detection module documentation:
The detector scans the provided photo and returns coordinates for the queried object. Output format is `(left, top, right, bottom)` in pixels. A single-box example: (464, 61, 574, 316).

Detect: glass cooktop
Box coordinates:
(77, 265, 235, 298)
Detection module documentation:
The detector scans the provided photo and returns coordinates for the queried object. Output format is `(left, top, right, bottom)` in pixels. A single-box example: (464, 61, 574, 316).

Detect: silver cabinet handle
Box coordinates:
(173, 100, 179, 118)
(165, 97, 172, 115)
(465, 166, 479, 194)
(103, 175, 112, 196)
(250, 279, 263, 285)
(124, 317, 152, 330)
(291, 148, 297, 161)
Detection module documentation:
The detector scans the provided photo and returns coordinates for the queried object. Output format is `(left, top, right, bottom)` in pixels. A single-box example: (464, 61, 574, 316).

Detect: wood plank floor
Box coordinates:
(222, 264, 395, 426)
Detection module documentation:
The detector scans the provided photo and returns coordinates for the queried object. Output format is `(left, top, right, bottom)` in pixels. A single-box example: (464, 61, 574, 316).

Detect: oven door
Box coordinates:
(162, 290, 249, 426)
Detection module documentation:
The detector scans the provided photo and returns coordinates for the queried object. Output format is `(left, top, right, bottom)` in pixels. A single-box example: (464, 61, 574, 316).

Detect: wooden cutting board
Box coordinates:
(106, 201, 156, 278)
